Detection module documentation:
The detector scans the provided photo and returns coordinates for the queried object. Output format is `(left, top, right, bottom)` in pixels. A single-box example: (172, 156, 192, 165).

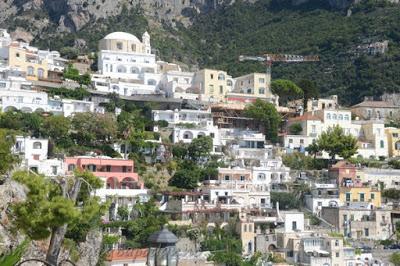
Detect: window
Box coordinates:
(131, 44, 136, 51)
(343, 214, 348, 221)
(300, 139, 304, 144)
(116, 42, 123, 50)
(37, 68, 44, 78)
(0, 82, 5, 88)
(27, 66, 34, 76)
(335, 240, 339, 246)
(106, 165, 111, 172)
(312, 125, 316, 134)
(87, 164, 97, 172)
(380, 140, 384, 148)
(259, 78, 265, 83)
(346, 193, 351, 202)
(336, 252, 339, 257)
(289, 139, 293, 144)
(240, 175, 245, 181)
(318, 201, 322, 206)
(327, 113, 331, 119)
(210, 133, 215, 138)
(68, 164, 76, 171)
(360, 193, 365, 202)
(350, 214, 354, 221)
(248, 224, 252, 232)
(247, 88, 252, 94)
(209, 85, 214, 94)
(261, 198, 266, 204)
(51, 166, 57, 175)
(244, 224, 247, 232)
(33, 142, 42, 149)
(225, 175, 230, 181)
(218, 73, 225, 80)
(344, 114, 350, 120)
(292, 221, 297, 230)
(364, 228, 369, 237)
(210, 74, 214, 79)
(219, 86, 224, 94)
(338, 114, 343, 120)
(332, 114, 337, 119)
(16, 52, 20, 58)
(393, 133, 399, 138)
(370, 193, 375, 200)
(259, 87, 265, 94)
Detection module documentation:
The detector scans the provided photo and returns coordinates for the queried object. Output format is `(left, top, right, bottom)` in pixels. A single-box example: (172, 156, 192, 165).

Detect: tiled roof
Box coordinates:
(351, 100, 397, 108)
(106, 248, 148, 261)
(288, 112, 321, 122)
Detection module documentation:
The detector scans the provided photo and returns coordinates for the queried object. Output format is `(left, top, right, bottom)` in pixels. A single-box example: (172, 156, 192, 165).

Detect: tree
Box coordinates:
(306, 141, 320, 159)
(288, 123, 303, 135)
(271, 79, 303, 106)
(117, 206, 130, 221)
(71, 112, 117, 146)
(42, 115, 71, 146)
(10, 170, 105, 265)
(390, 252, 400, 266)
(297, 79, 319, 110)
(169, 169, 199, 189)
(0, 129, 19, 176)
(316, 125, 358, 160)
(271, 192, 300, 210)
(245, 99, 281, 143)
(188, 136, 213, 163)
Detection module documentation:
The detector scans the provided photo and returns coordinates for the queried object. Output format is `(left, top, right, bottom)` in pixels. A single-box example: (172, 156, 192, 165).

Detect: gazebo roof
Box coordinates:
(148, 226, 178, 244)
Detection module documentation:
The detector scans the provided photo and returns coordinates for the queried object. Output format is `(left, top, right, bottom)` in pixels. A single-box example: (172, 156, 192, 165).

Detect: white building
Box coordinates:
(95, 32, 162, 96)
(12, 136, 64, 177)
(304, 183, 340, 216)
(159, 70, 198, 100)
(152, 108, 212, 128)
(284, 109, 388, 159)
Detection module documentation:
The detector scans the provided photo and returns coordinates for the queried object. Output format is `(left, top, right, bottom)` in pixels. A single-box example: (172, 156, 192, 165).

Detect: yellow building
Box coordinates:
(227, 72, 276, 104)
(385, 127, 400, 157)
(339, 187, 381, 208)
(192, 69, 233, 102)
(7, 42, 66, 81)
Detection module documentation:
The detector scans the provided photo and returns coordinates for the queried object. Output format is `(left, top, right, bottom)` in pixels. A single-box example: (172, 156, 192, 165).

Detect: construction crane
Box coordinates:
(239, 53, 319, 75)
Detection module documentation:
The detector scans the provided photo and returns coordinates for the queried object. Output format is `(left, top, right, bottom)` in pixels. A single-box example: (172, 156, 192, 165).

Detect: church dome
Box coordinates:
(103, 32, 141, 43)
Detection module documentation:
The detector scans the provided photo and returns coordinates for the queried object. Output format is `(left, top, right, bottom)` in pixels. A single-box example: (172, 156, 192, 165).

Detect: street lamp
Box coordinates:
(147, 226, 179, 266)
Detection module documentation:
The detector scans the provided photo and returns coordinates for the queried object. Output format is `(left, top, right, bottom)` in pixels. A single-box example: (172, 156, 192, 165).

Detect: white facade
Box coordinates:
(12, 136, 64, 177)
(284, 109, 388, 159)
(172, 122, 220, 149)
(159, 70, 198, 100)
(152, 108, 212, 127)
(279, 211, 305, 233)
(95, 32, 162, 96)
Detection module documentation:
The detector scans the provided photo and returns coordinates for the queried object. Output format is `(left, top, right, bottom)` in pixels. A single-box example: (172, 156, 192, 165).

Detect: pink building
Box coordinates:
(65, 156, 144, 190)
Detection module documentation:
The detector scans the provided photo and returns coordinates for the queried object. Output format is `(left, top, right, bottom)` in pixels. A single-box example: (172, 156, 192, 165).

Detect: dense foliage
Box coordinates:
(316, 125, 358, 159)
(245, 99, 281, 143)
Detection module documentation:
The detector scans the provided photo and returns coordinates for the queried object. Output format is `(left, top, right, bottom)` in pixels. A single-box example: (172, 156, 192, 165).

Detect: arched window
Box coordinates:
(344, 114, 350, 120)
(218, 73, 225, 80)
(27, 66, 34, 76)
(147, 79, 157, 85)
(37, 68, 44, 78)
(338, 114, 343, 120)
(227, 80, 233, 86)
(130, 66, 139, 73)
(68, 164, 76, 171)
(33, 142, 42, 149)
(183, 131, 193, 139)
(258, 173, 266, 181)
(117, 65, 127, 73)
(327, 113, 331, 120)
(112, 85, 119, 92)
(332, 114, 337, 120)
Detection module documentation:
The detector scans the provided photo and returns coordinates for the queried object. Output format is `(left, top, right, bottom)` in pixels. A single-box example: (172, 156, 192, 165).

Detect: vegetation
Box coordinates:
(271, 192, 300, 210)
(390, 252, 400, 266)
(0, 129, 19, 176)
(288, 122, 303, 135)
(0, 239, 30, 266)
(271, 79, 303, 106)
(282, 152, 327, 170)
(102, 200, 167, 248)
(297, 79, 319, 110)
(245, 99, 281, 143)
(63, 64, 91, 85)
(382, 189, 400, 200)
(316, 125, 358, 160)
(10, 170, 105, 264)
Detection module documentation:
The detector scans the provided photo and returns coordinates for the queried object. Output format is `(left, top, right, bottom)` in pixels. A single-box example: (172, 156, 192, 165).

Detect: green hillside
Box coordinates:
(176, 0, 400, 105)
(28, 0, 400, 105)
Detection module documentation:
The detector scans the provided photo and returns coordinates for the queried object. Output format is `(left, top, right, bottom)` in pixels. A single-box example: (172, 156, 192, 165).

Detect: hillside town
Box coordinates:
(1, 28, 400, 266)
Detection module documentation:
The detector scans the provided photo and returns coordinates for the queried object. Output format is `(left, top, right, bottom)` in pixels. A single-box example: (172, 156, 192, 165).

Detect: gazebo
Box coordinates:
(147, 226, 179, 266)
